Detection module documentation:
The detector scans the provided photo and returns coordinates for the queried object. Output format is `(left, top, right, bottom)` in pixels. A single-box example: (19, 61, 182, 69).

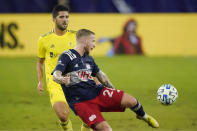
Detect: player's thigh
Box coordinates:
(74, 102, 105, 129)
(99, 87, 125, 112)
(53, 101, 69, 120)
(48, 84, 70, 119)
(48, 84, 68, 107)
(121, 92, 137, 108)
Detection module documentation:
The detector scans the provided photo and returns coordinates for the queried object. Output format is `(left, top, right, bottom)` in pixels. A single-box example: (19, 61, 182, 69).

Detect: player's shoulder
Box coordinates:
(61, 49, 77, 60)
(67, 29, 77, 34)
(40, 31, 54, 39)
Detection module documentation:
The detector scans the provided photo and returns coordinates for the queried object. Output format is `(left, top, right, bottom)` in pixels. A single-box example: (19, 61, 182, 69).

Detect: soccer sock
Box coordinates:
(130, 100, 148, 119)
(81, 122, 92, 131)
(59, 119, 73, 131)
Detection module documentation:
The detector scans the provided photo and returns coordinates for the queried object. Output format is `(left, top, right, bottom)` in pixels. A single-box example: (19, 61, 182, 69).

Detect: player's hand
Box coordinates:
(37, 81, 44, 96)
(62, 73, 70, 86)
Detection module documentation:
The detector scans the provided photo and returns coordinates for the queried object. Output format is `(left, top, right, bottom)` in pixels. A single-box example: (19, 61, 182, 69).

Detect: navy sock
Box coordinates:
(130, 100, 145, 117)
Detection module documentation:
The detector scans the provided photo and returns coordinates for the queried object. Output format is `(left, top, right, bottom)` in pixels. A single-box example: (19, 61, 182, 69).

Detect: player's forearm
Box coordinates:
(36, 58, 44, 83)
(53, 70, 65, 84)
(96, 71, 114, 88)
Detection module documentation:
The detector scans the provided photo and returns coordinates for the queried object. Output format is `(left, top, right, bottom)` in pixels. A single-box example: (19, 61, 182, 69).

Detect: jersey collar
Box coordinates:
(70, 49, 88, 58)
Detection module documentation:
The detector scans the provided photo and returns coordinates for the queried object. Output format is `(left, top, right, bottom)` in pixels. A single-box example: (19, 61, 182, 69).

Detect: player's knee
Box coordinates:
(129, 96, 137, 107)
(93, 121, 112, 131)
(104, 126, 112, 131)
(95, 126, 112, 131)
(57, 110, 69, 122)
(53, 102, 69, 122)
(102, 126, 112, 131)
(121, 93, 137, 108)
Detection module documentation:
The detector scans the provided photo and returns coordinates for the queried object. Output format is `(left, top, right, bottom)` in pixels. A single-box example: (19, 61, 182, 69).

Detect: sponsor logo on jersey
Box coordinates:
(50, 52, 57, 58)
(50, 44, 55, 48)
(68, 69, 94, 86)
(77, 70, 93, 80)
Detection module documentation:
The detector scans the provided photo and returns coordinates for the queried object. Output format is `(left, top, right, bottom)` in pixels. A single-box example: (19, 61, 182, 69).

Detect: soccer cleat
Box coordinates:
(137, 114, 159, 128)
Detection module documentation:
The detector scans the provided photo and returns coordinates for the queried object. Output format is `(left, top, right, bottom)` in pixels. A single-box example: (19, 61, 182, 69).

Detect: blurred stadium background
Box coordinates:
(0, 0, 197, 131)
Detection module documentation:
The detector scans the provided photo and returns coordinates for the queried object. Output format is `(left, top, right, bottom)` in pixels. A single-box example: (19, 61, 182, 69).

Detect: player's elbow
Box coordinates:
(52, 70, 64, 84)
(52, 75, 56, 81)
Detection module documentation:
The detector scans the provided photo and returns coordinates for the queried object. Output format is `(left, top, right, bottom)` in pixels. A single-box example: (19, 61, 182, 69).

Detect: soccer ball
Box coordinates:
(157, 84, 178, 105)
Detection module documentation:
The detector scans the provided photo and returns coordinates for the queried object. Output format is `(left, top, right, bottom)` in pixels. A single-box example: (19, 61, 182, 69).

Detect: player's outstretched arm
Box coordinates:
(53, 70, 70, 85)
(96, 70, 114, 88)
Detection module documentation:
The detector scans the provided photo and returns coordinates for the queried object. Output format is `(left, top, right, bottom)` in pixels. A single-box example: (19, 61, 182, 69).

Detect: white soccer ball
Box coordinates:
(157, 84, 178, 105)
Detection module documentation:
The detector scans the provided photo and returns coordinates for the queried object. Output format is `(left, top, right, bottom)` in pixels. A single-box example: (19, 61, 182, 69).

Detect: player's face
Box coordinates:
(54, 11, 69, 31)
(84, 34, 96, 54)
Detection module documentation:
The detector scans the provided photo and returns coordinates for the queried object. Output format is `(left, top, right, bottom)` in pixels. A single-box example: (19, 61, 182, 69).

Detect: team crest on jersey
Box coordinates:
(86, 64, 91, 69)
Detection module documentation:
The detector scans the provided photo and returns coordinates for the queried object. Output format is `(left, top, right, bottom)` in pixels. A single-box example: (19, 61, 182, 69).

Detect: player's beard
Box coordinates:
(56, 22, 67, 31)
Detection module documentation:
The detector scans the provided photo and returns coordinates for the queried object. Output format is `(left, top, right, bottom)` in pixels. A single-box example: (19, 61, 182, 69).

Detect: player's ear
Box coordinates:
(80, 37, 87, 44)
(84, 39, 89, 45)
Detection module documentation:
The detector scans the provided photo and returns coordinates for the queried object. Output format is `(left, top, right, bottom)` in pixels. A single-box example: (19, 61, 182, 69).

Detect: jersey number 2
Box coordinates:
(103, 89, 114, 98)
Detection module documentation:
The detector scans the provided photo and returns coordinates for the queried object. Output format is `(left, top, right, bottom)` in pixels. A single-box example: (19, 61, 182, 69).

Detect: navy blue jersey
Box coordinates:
(53, 49, 104, 113)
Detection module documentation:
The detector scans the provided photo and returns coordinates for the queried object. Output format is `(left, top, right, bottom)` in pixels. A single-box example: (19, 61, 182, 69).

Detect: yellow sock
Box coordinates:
(60, 119, 73, 131)
(81, 122, 92, 131)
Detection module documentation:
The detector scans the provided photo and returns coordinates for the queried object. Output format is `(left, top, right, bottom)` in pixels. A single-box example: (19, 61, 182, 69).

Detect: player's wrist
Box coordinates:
(38, 81, 43, 85)
(58, 76, 65, 84)
(62, 76, 70, 85)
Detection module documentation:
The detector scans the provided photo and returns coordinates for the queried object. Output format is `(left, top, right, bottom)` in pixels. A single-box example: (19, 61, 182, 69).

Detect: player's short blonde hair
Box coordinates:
(76, 29, 95, 40)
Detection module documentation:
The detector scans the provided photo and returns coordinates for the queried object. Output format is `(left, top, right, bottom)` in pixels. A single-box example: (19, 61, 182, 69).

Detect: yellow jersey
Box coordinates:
(37, 30, 76, 86)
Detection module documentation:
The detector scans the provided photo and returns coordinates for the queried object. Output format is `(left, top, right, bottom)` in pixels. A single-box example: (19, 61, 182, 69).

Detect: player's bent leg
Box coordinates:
(120, 92, 137, 108)
(48, 84, 73, 131)
(53, 102, 69, 122)
(121, 93, 159, 128)
(53, 102, 73, 131)
(92, 121, 112, 131)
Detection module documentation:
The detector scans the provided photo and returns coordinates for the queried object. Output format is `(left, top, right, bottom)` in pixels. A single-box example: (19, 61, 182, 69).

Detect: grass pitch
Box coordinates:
(0, 56, 197, 131)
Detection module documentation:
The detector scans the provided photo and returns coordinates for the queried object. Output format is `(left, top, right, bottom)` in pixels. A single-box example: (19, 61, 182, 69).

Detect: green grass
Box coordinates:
(0, 56, 197, 131)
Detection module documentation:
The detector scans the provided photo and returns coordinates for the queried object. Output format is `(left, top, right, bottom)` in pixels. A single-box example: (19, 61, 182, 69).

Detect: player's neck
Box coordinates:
(74, 45, 85, 56)
(54, 28, 67, 36)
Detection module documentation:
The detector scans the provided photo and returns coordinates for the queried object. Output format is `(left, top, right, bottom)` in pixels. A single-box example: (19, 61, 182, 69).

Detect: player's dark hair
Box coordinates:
(52, 5, 69, 18)
(76, 29, 95, 40)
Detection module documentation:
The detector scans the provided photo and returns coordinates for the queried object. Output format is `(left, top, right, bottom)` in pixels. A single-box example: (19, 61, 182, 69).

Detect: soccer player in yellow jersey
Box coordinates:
(36, 5, 92, 131)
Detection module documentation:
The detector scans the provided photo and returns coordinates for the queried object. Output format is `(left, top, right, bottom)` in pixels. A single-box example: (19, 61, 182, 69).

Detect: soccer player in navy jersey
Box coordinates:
(52, 29, 159, 131)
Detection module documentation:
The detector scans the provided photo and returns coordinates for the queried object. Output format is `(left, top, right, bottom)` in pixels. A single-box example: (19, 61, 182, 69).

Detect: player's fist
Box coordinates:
(37, 81, 44, 96)
(62, 73, 70, 86)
